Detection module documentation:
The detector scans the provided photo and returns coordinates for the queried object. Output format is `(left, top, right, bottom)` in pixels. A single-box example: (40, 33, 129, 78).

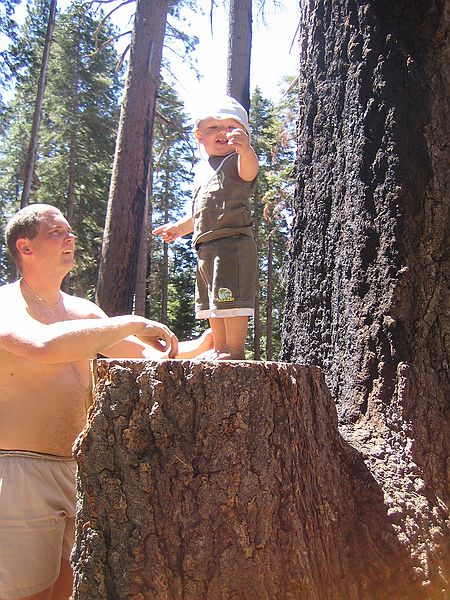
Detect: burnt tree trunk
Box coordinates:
(226, 0, 252, 112)
(73, 359, 433, 599)
(282, 0, 449, 596)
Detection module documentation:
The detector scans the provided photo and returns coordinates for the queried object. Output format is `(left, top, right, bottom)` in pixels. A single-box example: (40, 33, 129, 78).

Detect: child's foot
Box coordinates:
(196, 328, 214, 354)
(195, 349, 220, 360)
(195, 348, 244, 361)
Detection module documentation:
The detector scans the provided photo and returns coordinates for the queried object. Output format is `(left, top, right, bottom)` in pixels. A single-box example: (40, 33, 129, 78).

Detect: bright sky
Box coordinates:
(6, 0, 300, 112)
(166, 1, 300, 114)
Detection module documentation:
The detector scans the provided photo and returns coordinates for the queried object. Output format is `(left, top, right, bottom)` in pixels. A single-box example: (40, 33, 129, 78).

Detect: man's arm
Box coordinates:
(76, 300, 177, 359)
(0, 314, 177, 364)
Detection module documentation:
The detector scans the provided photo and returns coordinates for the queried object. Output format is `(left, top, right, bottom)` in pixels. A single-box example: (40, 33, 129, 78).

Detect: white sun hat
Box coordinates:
(194, 95, 250, 138)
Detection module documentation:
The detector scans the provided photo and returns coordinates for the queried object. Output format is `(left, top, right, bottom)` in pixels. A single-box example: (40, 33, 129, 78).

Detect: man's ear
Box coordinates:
(16, 238, 32, 257)
(194, 130, 202, 141)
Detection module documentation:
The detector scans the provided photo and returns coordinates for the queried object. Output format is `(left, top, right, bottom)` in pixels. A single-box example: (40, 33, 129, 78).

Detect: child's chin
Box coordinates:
(215, 143, 233, 152)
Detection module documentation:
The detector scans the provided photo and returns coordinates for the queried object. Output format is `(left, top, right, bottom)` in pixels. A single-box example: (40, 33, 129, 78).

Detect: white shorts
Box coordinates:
(0, 450, 77, 599)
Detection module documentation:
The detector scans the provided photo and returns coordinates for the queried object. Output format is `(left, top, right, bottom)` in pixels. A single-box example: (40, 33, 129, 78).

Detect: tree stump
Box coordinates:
(72, 359, 432, 600)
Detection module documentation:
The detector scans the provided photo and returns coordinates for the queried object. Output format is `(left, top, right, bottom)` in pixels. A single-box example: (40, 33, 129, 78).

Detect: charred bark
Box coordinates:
(226, 0, 252, 112)
(73, 359, 433, 600)
(282, 0, 449, 596)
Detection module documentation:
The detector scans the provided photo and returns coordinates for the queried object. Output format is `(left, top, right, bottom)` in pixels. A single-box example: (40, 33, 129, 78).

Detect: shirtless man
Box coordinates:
(0, 204, 211, 600)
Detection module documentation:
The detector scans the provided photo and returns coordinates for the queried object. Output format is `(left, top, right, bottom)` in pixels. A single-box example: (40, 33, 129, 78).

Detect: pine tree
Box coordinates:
(39, 3, 122, 297)
(0, 0, 21, 129)
(0, 1, 122, 294)
(0, 0, 52, 281)
(249, 84, 295, 359)
(95, 0, 170, 316)
(227, 0, 252, 111)
(150, 81, 198, 338)
(20, 0, 57, 208)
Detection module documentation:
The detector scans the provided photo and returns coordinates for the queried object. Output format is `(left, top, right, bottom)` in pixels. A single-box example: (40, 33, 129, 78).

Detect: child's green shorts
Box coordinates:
(195, 233, 257, 319)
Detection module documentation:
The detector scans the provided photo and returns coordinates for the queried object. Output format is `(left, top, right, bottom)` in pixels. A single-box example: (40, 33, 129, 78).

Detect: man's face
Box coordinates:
(195, 117, 245, 156)
(23, 210, 76, 272)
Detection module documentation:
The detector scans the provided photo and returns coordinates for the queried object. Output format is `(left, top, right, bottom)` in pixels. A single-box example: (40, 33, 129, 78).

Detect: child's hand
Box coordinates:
(226, 128, 251, 155)
(152, 223, 180, 244)
(153, 217, 194, 242)
(227, 129, 259, 181)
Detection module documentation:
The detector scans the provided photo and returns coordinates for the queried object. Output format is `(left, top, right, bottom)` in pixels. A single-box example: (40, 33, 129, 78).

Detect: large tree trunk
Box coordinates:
(96, 0, 168, 315)
(282, 0, 449, 595)
(226, 0, 252, 112)
(72, 359, 433, 599)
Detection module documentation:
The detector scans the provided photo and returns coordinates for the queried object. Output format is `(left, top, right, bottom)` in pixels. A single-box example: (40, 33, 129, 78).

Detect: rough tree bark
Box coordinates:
(73, 359, 432, 599)
(282, 0, 449, 596)
(226, 0, 252, 112)
(96, 0, 168, 315)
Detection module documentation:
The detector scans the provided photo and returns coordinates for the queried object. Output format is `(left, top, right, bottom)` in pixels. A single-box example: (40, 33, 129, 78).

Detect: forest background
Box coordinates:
(0, 0, 299, 360)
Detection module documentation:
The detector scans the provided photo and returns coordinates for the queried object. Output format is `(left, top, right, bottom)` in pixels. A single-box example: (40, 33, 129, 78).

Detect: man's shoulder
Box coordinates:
(62, 292, 105, 319)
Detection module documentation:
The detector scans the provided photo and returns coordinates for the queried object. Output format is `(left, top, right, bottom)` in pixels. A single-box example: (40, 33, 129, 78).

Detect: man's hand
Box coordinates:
(135, 320, 179, 358)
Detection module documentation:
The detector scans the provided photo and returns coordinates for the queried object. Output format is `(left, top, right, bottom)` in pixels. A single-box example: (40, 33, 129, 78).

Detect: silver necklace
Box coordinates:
(20, 278, 62, 307)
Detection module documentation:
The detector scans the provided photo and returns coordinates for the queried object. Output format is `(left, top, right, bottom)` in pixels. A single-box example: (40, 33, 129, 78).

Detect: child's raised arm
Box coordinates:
(227, 128, 259, 182)
(152, 215, 194, 244)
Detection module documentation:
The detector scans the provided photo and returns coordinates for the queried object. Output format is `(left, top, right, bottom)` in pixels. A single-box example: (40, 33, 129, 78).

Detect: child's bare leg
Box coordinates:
(194, 318, 225, 359)
(214, 316, 248, 360)
(198, 317, 248, 360)
(209, 317, 226, 352)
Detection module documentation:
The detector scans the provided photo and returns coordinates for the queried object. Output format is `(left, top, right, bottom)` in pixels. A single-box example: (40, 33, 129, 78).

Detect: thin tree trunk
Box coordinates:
(61, 126, 77, 293)
(96, 0, 168, 316)
(145, 187, 153, 319)
(252, 218, 261, 359)
(160, 178, 169, 323)
(63, 26, 80, 294)
(282, 0, 449, 594)
(266, 232, 273, 360)
(135, 162, 152, 316)
(226, 0, 252, 112)
(21, 0, 57, 208)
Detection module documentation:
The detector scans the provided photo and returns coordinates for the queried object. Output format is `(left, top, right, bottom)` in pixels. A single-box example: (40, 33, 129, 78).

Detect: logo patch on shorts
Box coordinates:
(217, 287, 234, 302)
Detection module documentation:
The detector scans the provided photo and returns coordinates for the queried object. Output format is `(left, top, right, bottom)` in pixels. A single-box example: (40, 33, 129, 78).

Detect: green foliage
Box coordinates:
(248, 83, 296, 359)
(0, 0, 298, 360)
(0, 1, 122, 294)
(0, 0, 52, 275)
(166, 242, 198, 339)
(0, 0, 21, 125)
(149, 80, 198, 334)
(40, 3, 122, 297)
